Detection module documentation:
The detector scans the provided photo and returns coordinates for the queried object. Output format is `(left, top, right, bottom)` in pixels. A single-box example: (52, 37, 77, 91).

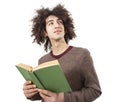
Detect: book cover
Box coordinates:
(16, 64, 44, 89)
(15, 60, 72, 92)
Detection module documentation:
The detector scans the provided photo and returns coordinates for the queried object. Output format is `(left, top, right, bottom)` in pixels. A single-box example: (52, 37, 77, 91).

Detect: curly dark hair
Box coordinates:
(31, 4, 76, 52)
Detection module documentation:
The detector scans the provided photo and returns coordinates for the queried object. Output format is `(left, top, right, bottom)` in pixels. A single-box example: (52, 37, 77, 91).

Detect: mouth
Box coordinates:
(54, 30, 62, 33)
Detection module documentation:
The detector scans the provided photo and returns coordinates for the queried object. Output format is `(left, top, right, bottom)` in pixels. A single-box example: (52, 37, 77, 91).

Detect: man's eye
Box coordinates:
(59, 20, 63, 24)
(49, 22, 53, 25)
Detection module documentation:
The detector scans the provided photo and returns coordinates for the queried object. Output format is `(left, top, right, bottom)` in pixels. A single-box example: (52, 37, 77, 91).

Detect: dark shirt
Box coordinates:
(30, 46, 102, 102)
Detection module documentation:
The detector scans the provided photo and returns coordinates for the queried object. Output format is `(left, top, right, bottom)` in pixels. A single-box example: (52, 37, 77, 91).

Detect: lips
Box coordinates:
(54, 30, 62, 33)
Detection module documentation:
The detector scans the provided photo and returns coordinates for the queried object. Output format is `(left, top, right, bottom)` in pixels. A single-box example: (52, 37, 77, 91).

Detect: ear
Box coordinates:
(44, 31, 48, 37)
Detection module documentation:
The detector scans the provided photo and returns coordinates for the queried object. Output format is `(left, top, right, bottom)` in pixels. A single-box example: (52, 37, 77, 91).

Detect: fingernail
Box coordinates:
(28, 81, 31, 83)
(38, 89, 42, 92)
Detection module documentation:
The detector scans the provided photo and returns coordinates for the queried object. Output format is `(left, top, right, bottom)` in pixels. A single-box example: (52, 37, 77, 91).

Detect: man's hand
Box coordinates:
(39, 89, 64, 102)
(23, 81, 38, 98)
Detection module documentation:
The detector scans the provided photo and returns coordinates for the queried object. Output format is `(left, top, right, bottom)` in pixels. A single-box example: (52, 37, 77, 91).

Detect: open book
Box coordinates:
(15, 60, 72, 92)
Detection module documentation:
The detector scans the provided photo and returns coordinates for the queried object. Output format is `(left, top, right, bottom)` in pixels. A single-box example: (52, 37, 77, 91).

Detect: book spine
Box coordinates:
(29, 72, 44, 89)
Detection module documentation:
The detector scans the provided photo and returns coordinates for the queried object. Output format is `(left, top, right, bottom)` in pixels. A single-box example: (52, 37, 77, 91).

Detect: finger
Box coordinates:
(40, 92, 50, 100)
(25, 91, 38, 98)
(40, 92, 56, 102)
(23, 84, 36, 90)
(24, 81, 32, 86)
(39, 89, 55, 97)
(24, 88, 38, 94)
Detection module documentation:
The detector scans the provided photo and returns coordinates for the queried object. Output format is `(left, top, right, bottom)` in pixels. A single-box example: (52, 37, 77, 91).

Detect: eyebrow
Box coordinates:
(46, 20, 53, 24)
(46, 18, 62, 25)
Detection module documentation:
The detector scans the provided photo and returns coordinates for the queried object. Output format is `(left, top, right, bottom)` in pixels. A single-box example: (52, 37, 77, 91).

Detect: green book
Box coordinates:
(15, 60, 72, 92)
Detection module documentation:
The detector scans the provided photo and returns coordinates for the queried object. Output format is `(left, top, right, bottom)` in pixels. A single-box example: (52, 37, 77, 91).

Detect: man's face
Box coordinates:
(45, 15, 65, 41)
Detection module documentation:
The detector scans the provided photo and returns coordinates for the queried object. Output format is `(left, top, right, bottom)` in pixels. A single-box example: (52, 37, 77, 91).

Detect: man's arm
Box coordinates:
(64, 49, 102, 102)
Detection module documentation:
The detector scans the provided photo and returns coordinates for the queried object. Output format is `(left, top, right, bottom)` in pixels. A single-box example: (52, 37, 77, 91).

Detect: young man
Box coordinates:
(23, 4, 102, 102)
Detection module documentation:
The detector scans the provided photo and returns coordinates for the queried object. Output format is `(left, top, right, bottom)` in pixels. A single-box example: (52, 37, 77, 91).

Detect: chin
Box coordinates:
(54, 37, 63, 41)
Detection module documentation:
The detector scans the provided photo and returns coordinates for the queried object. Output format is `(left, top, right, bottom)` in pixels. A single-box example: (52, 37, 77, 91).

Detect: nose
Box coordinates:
(54, 21, 59, 28)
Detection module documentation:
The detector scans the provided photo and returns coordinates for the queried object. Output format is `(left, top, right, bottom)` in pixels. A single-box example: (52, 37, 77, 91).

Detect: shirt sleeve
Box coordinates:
(64, 49, 102, 102)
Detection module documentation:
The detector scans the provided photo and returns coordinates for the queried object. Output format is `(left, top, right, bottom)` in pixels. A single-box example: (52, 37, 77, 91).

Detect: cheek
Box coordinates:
(45, 29, 53, 37)
(46, 26, 52, 33)
(62, 28, 65, 35)
(47, 29, 53, 36)
(62, 26, 65, 32)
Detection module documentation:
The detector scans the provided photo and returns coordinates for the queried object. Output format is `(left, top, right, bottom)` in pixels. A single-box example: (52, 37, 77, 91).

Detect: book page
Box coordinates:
(33, 60, 59, 71)
(16, 63, 33, 71)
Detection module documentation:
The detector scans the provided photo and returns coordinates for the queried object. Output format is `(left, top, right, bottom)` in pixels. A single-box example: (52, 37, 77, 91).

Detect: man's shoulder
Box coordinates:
(71, 46, 91, 60)
(41, 52, 51, 58)
(72, 46, 89, 53)
(38, 52, 54, 64)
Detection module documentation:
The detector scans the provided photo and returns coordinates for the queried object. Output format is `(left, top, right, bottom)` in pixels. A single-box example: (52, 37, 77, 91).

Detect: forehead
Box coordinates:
(46, 15, 59, 23)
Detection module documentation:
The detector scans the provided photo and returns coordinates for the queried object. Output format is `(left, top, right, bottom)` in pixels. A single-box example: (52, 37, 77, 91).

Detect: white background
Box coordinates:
(0, 0, 120, 102)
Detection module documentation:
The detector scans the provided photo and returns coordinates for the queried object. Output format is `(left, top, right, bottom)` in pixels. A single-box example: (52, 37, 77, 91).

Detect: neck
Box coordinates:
(51, 39, 69, 55)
